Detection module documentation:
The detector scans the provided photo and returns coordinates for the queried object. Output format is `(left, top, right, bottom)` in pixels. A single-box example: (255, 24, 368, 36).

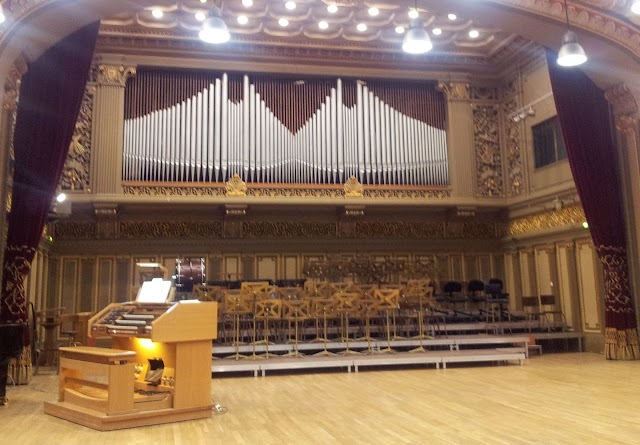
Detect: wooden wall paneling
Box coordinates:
(241, 255, 255, 280)
(79, 258, 96, 313)
(60, 258, 79, 314)
(115, 257, 132, 303)
(257, 255, 277, 281)
(208, 255, 223, 282)
(491, 253, 505, 282)
(556, 242, 579, 331)
(224, 255, 241, 281)
(463, 254, 479, 281)
(132, 257, 157, 287)
(504, 252, 520, 310)
(47, 257, 60, 308)
(97, 258, 114, 311)
(535, 246, 554, 296)
(395, 254, 411, 283)
(435, 254, 450, 284)
(161, 256, 178, 281)
(518, 249, 537, 297)
(450, 254, 463, 282)
(576, 240, 601, 332)
(283, 255, 299, 280)
(478, 255, 491, 282)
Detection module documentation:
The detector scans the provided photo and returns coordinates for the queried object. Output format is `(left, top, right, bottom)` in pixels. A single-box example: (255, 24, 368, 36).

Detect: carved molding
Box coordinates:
(60, 86, 94, 191)
(507, 205, 586, 236)
(123, 183, 450, 200)
(243, 221, 337, 239)
(504, 98, 523, 196)
(437, 82, 470, 101)
(473, 105, 504, 197)
(3, 55, 27, 111)
(119, 220, 224, 239)
(95, 65, 136, 87)
(605, 83, 639, 118)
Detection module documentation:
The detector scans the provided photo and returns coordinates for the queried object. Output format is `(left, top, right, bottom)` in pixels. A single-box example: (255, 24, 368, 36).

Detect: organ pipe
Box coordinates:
(123, 71, 449, 186)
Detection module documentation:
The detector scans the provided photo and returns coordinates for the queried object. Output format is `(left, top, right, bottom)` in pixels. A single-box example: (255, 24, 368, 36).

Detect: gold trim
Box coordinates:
(507, 205, 586, 236)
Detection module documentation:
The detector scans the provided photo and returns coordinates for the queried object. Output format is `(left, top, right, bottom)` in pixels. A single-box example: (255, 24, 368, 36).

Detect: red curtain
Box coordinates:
(547, 51, 639, 359)
(1, 22, 100, 326)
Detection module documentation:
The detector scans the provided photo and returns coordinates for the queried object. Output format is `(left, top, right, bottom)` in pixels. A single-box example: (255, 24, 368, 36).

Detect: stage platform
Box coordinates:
(210, 333, 549, 376)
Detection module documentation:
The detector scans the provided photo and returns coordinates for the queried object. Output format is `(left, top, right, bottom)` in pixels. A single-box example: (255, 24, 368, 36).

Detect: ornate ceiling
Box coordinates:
(97, 0, 545, 78)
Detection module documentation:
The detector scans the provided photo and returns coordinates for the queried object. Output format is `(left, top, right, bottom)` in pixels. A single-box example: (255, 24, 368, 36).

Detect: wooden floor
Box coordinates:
(3, 353, 640, 444)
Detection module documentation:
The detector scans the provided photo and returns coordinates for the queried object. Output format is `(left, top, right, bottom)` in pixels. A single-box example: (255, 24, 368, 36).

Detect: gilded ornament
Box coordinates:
(96, 65, 136, 87)
(507, 205, 586, 236)
(344, 176, 364, 198)
(437, 82, 470, 101)
(473, 105, 503, 197)
(605, 83, 638, 117)
(225, 173, 247, 197)
(61, 87, 93, 191)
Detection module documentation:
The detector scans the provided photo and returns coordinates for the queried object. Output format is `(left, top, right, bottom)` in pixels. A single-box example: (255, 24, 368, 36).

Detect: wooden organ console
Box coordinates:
(44, 279, 218, 431)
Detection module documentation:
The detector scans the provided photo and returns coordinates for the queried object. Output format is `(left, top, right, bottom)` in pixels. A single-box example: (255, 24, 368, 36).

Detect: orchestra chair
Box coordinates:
(539, 295, 567, 331)
(309, 297, 338, 356)
(467, 279, 487, 321)
(279, 288, 310, 357)
(223, 290, 253, 360)
(442, 281, 467, 318)
(332, 291, 362, 355)
(370, 288, 400, 354)
(253, 290, 282, 359)
(520, 296, 543, 333)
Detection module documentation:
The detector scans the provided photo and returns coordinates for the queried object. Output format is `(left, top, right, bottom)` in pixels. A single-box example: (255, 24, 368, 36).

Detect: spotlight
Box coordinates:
(279, 17, 289, 27)
(395, 26, 405, 34)
(432, 28, 442, 35)
(238, 15, 248, 25)
(328, 3, 338, 13)
(357, 23, 367, 32)
(368, 7, 379, 17)
(319, 20, 329, 30)
(152, 9, 164, 19)
(469, 29, 479, 39)
(557, 0, 587, 67)
(285, 1, 296, 10)
(408, 9, 419, 19)
(56, 193, 67, 203)
(402, 19, 432, 54)
(199, 6, 230, 44)
(448, 13, 457, 21)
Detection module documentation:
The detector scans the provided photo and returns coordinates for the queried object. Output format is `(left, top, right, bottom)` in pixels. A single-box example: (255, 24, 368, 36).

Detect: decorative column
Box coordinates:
(437, 82, 474, 198)
(91, 65, 136, 195)
(605, 83, 640, 334)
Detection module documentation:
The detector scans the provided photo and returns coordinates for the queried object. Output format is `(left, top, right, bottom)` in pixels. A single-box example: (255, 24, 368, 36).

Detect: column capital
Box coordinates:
(95, 65, 136, 87)
(604, 83, 638, 118)
(437, 82, 470, 101)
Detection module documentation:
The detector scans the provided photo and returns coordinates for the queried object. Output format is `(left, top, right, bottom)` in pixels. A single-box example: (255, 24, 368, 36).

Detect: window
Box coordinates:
(532, 116, 567, 168)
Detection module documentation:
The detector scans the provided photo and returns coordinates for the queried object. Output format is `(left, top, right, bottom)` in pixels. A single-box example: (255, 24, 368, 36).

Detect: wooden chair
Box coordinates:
(521, 296, 542, 332)
(539, 295, 567, 331)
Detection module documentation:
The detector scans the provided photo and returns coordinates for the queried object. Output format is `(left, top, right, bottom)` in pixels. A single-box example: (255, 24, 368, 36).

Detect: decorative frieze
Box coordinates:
(95, 65, 136, 87)
(437, 82, 470, 101)
(119, 221, 224, 239)
(60, 86, 94, 191)
(507, 205, 586, 236)
(473, 105, 503, 197)
(243, 221, 337, 238)
(503, 98, 523, 196)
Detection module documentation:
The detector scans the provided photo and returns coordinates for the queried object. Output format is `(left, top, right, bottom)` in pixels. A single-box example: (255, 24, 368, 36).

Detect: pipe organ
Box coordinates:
(124, 70, 448, 186)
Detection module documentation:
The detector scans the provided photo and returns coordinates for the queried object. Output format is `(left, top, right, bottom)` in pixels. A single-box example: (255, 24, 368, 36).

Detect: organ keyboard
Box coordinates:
(44, 279, 218, 431)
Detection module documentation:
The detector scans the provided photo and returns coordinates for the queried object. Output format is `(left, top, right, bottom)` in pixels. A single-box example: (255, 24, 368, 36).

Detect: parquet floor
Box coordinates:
(2, 353, 640, 444)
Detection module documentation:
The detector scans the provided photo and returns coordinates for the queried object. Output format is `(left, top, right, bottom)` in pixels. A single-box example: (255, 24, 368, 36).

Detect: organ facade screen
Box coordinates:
(123, 69, 448, 186)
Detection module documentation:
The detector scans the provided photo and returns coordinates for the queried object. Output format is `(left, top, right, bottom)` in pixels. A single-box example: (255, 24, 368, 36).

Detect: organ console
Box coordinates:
(44, 279, 218, 431)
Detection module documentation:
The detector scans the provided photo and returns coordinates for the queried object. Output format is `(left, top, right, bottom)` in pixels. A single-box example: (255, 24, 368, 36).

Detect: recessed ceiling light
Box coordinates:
(368, 7, 379, 16)
(408, 9, 419, 19)
(395, 26, 405, 34)
(469, 29, 479, 38)
(238, 15, 249, 25)
(285, 1, 296, 10)
(448, 13, 457, 21)
(152, 9, 163, 19)
(195, 11, 206, 21)
(357, 23, 367, 32)
(200, 0, 207, 3)
(432, 28, 442, 35)
(242, 0, 253, 7)
(279, 17, 289, 27)
(319, 21, 329, 30)
(327, 4, 338, 14)
(632, 0, 640, 14)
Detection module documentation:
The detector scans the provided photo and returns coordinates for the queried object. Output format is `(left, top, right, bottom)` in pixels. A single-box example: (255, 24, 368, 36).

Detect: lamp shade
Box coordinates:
(402, 22, 432, 54)
(557, 30, 587, 67)
(199, 6, 230, 44)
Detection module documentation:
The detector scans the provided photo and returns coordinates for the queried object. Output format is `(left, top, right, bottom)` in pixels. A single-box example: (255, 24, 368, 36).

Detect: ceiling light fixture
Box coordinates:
(402, 18, 432, 54)
(368, 7, 379, 16)
(432, 28, 442, 35)
(632, 1, 640, 14)
(448, 13, 457, 21)
(242, 0, 253, 7)
(279, 17, 289, 27)
(0, 5, 6, 24)
(408, 9, 419, 19)
(199, 6, 230, 44)
(238, 15, 248, 25)
(328, 4, 338, 13)
(557, 0, 587, 67)
(468, 29, 479, 39)
(285, 1, 296, 10)
(357, 23, 367, 32)
(395, 26, 405, 34)
(195, 11, 206, 21)
(319, 20, 329, 30)
(152, 9, 164, 19)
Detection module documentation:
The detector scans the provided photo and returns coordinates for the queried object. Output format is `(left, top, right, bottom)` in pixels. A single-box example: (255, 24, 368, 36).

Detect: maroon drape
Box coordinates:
(547, 51, 639, 359)
(0, 23, 100, 325)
